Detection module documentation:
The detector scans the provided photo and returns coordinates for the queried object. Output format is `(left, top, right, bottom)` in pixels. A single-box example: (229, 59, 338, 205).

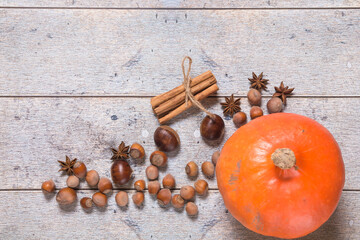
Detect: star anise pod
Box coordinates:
(111, 141, 130, 161)
(273, 81, 294, 105)
(58, 156, 77, 175)
(248, 72, 269, 90)
(220, 94, 241, 117)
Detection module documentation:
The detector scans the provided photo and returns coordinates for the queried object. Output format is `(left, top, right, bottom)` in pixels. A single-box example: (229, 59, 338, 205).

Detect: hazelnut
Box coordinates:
(250, 106, 263, 119)
(56, 187, 77, 205)
(186, 202, 198, 216)
(66, 175, 80, 188)
(134, 180, 146, 191)
(41, 179, 55, 193)
(267, 97, 283, 114)
(92, 192, 107, 207)
(85, 170, 99, 187)
(98, 177, 113, 194)
(194, 179, 209, 196)
(171, 194, 185, 209)
(154, 125, 180, 152)
(132, 192, 145, 206)
(148, 181, 161, 195)
(162, 174, 176, 189)
(200, 114, 225, 141)
(130, 143, 145, 159)
(146, 165, 159, 180)
(180, 185, 195, 201)
(211, 151, 220, 166)
(150, 151, 168, 167)
(185, 161, 198, 177)
(202, 161, 215, 178)
(233, 112, 247, 128)
(157, 188, 172, 206)
(80, 197, 93, 209)
(115, 191, 129, 207)
(73, 161, 87, 179)
(111, 160, 133, 185)
(247, 88, 262, 106)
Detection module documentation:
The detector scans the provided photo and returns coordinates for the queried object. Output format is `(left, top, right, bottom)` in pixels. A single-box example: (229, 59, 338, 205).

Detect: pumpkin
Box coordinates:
(216, 113, 345, 239)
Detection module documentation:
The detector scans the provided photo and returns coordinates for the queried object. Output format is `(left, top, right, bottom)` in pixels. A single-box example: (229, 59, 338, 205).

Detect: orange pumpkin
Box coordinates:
(216, 113, 345, 239)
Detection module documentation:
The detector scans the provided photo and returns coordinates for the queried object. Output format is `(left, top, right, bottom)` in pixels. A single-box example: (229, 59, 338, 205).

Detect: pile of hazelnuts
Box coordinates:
(41, 125, 219, 217)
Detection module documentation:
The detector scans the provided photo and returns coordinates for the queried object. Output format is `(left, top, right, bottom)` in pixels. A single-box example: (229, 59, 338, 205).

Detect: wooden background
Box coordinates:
(0, 1, 359, 239)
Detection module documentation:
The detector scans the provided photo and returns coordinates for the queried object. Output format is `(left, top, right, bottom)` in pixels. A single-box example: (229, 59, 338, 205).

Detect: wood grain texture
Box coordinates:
(0, 9, 359, 96)
(0, 97, 358, 190)
(1, 0, 360, 8)
(0, 190, 358, 240)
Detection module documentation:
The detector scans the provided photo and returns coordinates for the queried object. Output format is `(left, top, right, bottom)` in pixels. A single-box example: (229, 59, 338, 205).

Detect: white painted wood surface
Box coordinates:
(0, 3, 359, 240)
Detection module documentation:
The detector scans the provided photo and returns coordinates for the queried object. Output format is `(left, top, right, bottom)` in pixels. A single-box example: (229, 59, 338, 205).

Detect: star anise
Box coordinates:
(58, 156, 77, 175)
(248, 72, 269, 90)
(111, 141, 130, 161)
(220, 94, 241, 117)
(273, 81, 294, 105)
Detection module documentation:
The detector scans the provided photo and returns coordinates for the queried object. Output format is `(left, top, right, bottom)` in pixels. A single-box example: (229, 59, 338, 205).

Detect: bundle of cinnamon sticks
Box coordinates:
(151, 71, 219, 124)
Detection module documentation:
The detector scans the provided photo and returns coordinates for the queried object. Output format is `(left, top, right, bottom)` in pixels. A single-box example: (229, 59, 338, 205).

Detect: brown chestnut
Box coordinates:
(194, 179, 209, 196)
(92, 192, 107, 207)
(267, 97, 283, 114)
(202, 161, 215, 178)
(85, 170, 99, 187)
(73, 161, 87, 179)
(115, 191, 129, 207)
(41, 179, 55, 193)
(171, 194, 185, 209)
(157, 188, 172, 206)
(211, 151, 220, 166)
(134, 179, 146, 191)
(250, 106, 263, 119)
(56, 187, 77, 205)
(185, 161, 198, 177)
(186, 202, 198, 216)
(80, 197, 93, 209)
(66, 175, 80, 188)
(132, 192, 145, 206)
(98, 177, 113, 194)
(150, 151, 168, 167)
(148, 181, 161, 195)
(180, 185, 195, 201)
(233, 112, 247, 128)
(146, 165, 159, 180)
(130, 143, 145, 159)
(200, 114, 225, 141)
(247, 88, 262, 106)
(154, 125, 180, 152)
(162, 174, 176, 189)
(111, 160, 133, 185)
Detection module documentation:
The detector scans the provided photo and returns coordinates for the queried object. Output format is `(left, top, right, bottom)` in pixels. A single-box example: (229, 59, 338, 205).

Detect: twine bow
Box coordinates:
(182, 56, 216, 119)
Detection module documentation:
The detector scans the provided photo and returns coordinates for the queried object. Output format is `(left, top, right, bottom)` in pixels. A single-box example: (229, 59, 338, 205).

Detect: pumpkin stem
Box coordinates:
(271, 148, 296, 169)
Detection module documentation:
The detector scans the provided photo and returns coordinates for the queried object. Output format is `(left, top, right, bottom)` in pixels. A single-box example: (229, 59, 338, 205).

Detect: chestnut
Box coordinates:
(267, 97, 283, 114)
(185, 161, 198, 177)
(92, 192, 107, 207)
(132, 192, 145, 206)
(115, 191, 129, 207)
(180, 185, 195, 201)
(130, 143, 145, 159)
(211, 151, 220, 166)
(233, 112, 247, 128)
(154, 125, 180, 152)
(200, 114, 225, 141)
(148, 181, 161, 195)
(73, 161, 87, 179)
(202, 161, 215, 178)
(250, 106, 263, 119)
(56, 187, 77, 205)
(80, 197, 93, 209)
(247, 88, 262, 106)
(41, 179, 55, 193)
(157, 188, 172, 206)
(146, 165, 159, 180)
(66, 175, 80, 188)
(150, 151, 168, 167)
(85, 170, 99, 187)
(134, 179, 146, 191)
(194, 179, 209, 196)
(111, 160, 133, 185)
(186, 202, 198, 216)
(162, 174, 176, 189)
(98, 177, 113, 194)
(171, 194, 185, 209)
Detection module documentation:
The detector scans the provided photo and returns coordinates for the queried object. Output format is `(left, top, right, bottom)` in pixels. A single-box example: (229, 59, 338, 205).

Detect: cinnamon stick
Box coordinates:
(151, 70, 213, 109)
(158, 83, 219, 124)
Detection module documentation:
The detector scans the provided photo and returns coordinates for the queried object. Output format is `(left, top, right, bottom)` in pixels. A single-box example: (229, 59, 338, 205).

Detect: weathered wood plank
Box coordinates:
(0, 190, 358, 239)
(1, 0, 360, 8)
(0, 97, 358, 190)
(0, 9, 359, 96)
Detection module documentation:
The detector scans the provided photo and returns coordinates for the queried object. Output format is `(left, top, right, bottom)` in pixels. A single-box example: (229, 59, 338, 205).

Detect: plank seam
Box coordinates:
(0, 7, 360, 10)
